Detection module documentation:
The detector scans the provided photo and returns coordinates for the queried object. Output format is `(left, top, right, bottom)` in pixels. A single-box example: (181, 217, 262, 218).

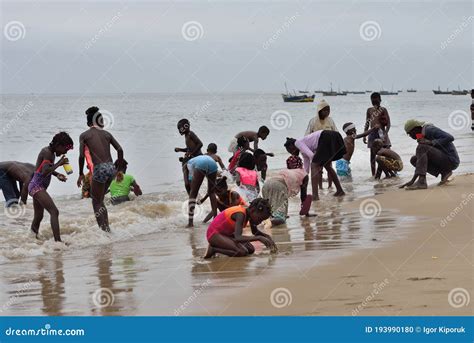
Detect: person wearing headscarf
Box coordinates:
(305, 99, 338, 135)
(400, 119, 459, 190)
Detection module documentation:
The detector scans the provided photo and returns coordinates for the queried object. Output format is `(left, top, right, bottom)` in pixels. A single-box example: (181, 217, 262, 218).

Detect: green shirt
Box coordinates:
(109, 174, 135, 198)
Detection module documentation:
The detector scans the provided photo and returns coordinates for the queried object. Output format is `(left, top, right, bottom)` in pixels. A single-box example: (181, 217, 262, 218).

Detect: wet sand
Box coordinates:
(0, 175, 471, 316)
(191, 174, 474, 316)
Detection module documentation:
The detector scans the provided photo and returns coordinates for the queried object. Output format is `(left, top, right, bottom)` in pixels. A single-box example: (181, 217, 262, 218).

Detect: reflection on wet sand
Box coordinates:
(38, 257, 65, 316)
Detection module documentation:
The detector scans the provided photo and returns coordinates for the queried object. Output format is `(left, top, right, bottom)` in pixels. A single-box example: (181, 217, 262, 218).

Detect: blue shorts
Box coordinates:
(187, 156, 218, 181)
(93, 162, 116, 184)
(336, 159, 351, 177)
(0, 169, 20, 206)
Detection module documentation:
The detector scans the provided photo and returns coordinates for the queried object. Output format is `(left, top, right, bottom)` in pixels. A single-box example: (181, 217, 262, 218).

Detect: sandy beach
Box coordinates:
(192, 174, 474, 316)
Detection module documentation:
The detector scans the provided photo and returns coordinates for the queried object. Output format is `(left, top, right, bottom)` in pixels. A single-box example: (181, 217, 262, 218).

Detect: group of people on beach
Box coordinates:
(174, 92, 463, 258)
(0, 91, 467, 257)
(1, 107, 142, 243)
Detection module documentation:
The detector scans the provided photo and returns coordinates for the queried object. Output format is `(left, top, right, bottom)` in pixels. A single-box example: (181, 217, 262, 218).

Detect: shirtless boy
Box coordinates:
(336, 123, 377, 178)
(371, 139, 403, 179)
(77, 106, 124, 232)
(364, 92, 391, 176)
(229, 126, 271, 153)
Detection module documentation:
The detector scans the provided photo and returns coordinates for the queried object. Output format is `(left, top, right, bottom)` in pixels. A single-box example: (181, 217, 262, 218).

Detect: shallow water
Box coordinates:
(0, 189, 416, 315)
(0, 91, 472, 315)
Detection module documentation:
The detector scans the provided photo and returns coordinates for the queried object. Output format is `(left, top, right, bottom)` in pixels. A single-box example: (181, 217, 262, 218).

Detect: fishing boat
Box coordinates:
(348, 91, 365, 94)
(322, 83, 340, 96)
(407, 88, 417, 93)
(380, 90, 398, 95)
(451, 86, 468, 95)
(282, 83, 315, 102)
(433, 86, 450, 95)
(282, 93, 315, 102)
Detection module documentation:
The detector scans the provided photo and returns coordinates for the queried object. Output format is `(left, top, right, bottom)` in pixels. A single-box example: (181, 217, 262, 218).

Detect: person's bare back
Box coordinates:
(342, 136, 355, 161)
(79, 128, 117, 165)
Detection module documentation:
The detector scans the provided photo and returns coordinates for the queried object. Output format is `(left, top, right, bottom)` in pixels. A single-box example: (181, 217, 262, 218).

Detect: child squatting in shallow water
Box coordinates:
(109, 159, 143, 205)
(29, 132, 74, 243)
(204, 198, 277, 258)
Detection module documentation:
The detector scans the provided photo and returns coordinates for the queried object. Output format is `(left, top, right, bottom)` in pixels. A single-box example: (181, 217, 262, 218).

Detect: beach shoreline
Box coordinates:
(191, 174, 474, 316)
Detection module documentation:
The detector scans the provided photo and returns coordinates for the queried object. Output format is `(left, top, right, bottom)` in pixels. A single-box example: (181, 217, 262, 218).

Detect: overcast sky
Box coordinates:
(1, 0, 472, 94)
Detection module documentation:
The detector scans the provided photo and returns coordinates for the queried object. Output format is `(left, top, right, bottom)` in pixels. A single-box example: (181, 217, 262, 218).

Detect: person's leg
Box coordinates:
(311, 163, 322, 201)
(30, 197, 44, 236)
(32, 191, 61, 241)
(409, 144, 452, 189)
(207, 172, 218, 220)
(370, 149, 376, 176)
(182, 164, 190, 195)
(325, 163, 344, 196)
(206, 234, 250, 258)
(90, 180, 109, 232)
(188, 170, 205, 227)
(327, 165, 333, 188)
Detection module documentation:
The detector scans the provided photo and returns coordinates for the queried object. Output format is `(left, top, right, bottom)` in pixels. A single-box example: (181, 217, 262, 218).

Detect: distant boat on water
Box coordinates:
(322, 83, 346, 96)
(348, 91, 365, 94)
(282, 83, 315, 102)
(380, 90, 398, 95)
(407, 88, 417, 93)
(398, 90, 403, 93)
(433, 86, 451, 95)
(451, 86, 469, 95)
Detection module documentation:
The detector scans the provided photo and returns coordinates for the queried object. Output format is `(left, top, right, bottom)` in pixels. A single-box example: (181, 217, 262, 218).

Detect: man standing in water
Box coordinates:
(77, 106, 124, 232)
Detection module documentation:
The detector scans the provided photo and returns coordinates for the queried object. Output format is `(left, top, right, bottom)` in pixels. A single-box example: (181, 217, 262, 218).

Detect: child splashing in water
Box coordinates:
(29, 132, 73, 243)
(204, 198, 277, 258)
(109, 159, 142, 205)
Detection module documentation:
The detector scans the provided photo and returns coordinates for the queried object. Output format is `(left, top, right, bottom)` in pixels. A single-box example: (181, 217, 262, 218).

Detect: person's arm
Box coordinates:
(355, 126, 378, 139)
(187, 132, 203, 156)
(363, 109, 370, 144)
(295, 140, 313, 173)
(235, 172, 241, 186)
(385, 108, 391, 133)
(425, 126, 454, 147)
(374, 161, 382, 179)
(20, 177, 31, 204)
(217, 156, 226, 170)
(174, 147, 187, 153)
(77, 134, 86, 187)
(198, 193, 209, 205)
(131, 180, 142, 196)
(250, 222, 277, 251)
(109, 133, 124, 166)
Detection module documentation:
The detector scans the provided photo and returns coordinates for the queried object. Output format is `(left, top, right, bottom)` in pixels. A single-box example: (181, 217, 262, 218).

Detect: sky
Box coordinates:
(0, 0, 472, 94)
